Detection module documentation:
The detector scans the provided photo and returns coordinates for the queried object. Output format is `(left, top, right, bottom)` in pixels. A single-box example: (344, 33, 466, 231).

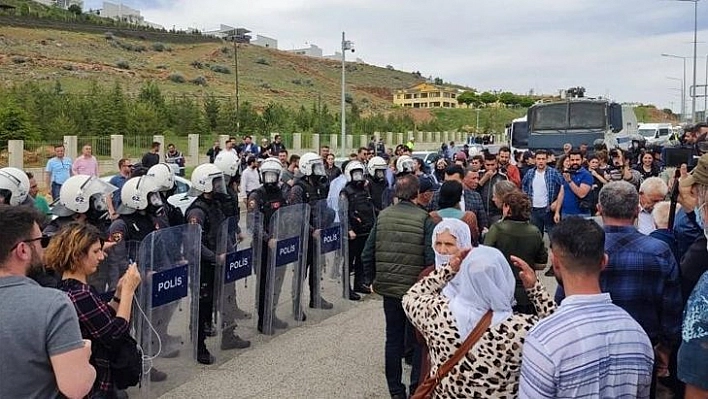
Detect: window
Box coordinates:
(420, 93, 428, 98)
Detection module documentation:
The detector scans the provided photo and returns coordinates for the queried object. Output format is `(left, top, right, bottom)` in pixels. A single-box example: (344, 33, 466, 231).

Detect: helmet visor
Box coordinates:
(263, 171, 279, 184)
(352, 170, 364, 182)
(312, 162, 325, 176)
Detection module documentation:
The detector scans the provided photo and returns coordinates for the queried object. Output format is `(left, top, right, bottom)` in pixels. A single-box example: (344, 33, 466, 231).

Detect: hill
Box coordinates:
(0, 25, 424, 112)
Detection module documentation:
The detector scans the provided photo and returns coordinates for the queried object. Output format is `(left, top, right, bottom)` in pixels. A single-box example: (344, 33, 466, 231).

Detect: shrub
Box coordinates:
(190, 60, 203, 69)
(11, 56, 28, 64)
(255, 57, 270, 65)
(259, 82, 271, 89)
(167, 73, 185, 83)
(155, 64, 168, 70)
(116, 60, 130, 69)
(291, 78, 302, 85)
(152, 42, 166, 52)
(190, 76, 207, 86)
(220, 46, 230, 55)
(61, 64, 74, 71)
(210, 64, 231, 74)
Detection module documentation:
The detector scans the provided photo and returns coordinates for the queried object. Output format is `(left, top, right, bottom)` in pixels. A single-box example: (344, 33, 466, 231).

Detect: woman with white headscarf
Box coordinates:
(403, 219, 556, 398)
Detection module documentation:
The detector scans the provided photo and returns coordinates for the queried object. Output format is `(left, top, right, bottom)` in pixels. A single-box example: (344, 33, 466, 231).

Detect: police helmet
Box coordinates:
(189, 163, 224, 195)
(213, 151, 240, 177)
(0, 167, 30, 206)
(299, 152, 325, 176)
(146, 162, 176, 192)
(396, 155, 415, 174)
(260, 158, 283, 185)
(345, 161, 366, 183)
(119, 176, 162, 214)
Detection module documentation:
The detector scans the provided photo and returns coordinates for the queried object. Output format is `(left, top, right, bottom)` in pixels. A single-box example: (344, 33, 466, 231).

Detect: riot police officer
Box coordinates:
(382, 155, 416, 208)
(366, 156, 389, 215)
(247, 158, 290, 333)
(287, 152, 334, 319)
(147, 162, 186, 227)
(340, 161, 376, 297)
(186, 164, 251, 365)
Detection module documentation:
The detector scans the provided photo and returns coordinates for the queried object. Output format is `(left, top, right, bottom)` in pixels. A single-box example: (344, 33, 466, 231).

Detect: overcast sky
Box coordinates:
(85, 0, 708, 114)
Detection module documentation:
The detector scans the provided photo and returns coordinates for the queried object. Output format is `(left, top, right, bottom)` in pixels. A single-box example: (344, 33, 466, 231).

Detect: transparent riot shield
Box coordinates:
(213, 214, 261, 357)
(308, 198, 350, 319)
(261, 203, 310, 335)
(133, 224, 201, 399)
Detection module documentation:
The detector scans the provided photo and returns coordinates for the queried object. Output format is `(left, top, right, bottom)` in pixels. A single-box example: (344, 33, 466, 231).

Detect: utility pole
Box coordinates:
(230, 28, 251, 133)
(341, 32, 354, 158)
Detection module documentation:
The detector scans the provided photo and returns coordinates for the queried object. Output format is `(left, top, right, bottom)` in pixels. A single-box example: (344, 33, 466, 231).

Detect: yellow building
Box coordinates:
(393, 83, 459, 108)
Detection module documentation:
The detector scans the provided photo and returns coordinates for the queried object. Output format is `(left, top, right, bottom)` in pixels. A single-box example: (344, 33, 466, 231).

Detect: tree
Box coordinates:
(478, 91, 498, 105)
(68, 4, 82, 15)
(203, 94, 220, 131)
(433, 77, 443, 85)
(0, 101, 36, 142)
(498, 91, 519, 106)
(457, 90, 478, 107)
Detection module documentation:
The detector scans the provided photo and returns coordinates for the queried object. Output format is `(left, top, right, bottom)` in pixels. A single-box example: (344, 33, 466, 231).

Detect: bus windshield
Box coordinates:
(531, 102, 607, 131)
(510, 121, 528, 148)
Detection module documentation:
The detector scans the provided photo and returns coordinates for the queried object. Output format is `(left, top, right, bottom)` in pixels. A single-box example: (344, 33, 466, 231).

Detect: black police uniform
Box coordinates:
(341, 181, 376, 292)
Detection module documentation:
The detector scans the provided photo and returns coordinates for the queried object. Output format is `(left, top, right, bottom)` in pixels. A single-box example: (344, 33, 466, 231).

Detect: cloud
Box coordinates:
(90, 0, 708, 113)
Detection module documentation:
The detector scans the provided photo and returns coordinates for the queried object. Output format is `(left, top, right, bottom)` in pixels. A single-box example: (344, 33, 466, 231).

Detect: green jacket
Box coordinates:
(362, 200, 435, 299)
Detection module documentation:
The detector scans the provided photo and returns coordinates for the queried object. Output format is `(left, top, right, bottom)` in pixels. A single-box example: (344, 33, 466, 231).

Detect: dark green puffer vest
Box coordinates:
(373, 201, 428, 298)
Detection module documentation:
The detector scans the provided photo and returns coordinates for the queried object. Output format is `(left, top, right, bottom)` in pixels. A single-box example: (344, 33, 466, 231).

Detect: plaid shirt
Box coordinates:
(556, 225, 682, 346)
(430, 188, 489, 229)
(59, 279, 129, 396)
(521, 167, 564, 210)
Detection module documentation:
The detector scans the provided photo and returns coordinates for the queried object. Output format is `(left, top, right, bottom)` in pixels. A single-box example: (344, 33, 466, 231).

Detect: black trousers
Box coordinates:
(198, 262, 215, 351)
(348, 235, 368, 287)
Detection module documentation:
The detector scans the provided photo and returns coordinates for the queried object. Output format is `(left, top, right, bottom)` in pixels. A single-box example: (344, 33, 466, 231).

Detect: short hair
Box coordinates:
(244, 135, 252, 140)
(289, 154, 300, 165)
(167, 143, 175, 148)
(151, 141, 161, 149)
(568, 150, 583, 158)
(445, 164, 465, 180)
(320, 145, 330, 151)
(358, 147, 368, 154)
(279, 149, 288, 156)
(471, 155, 484, 164)
(502, 191, 530, 220)
(25, 171, 34, 180)
(652, 201, 674, 229)
(492, 180, 517, 199)
(439, 180, 463, 209)
(44, 223, 103, 275)
(118, 158, 130, 168)
(395, 174, 419, 201)
(483, 153, 497, 162)
(599, 181, 639, 220)
(499, 146, 511, 154)
(274, 134, 281, 140)
(54, 144, 65, 149)
(534, 149, 548, 158)
(550, 217, 605, 275)
(0, 205, 44, 267)
(639, 177, 668, 198)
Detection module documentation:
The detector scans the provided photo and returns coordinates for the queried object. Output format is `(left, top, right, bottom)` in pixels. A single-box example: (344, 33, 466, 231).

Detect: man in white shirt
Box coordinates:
(638, 177, 668, 235)
(519, 217, 654, 399)
(521, 150, 564, 236)
(240, 156, 261, 196)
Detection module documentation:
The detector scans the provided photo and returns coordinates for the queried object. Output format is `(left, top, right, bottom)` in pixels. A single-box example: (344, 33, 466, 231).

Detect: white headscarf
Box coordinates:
(446, 245, 516, 337)
(433, 219, 472, 299)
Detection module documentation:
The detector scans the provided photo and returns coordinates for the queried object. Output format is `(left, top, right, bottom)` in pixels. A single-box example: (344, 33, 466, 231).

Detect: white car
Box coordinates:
(101, 175, 195, 215)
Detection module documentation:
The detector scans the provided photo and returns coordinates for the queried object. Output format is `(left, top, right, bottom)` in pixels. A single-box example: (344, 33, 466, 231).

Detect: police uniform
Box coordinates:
(340, 180, 376, 292)
(366, 174, 388, 215)
(248, 184, 289, 332)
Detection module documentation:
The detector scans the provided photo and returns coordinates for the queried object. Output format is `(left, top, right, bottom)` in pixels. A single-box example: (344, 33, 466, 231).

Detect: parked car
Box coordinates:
(100, 175, 195, 215)
(412, 151, 442, 174)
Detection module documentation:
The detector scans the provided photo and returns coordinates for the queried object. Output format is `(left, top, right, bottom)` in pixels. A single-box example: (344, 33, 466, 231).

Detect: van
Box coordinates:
(637, 123, 672, 144)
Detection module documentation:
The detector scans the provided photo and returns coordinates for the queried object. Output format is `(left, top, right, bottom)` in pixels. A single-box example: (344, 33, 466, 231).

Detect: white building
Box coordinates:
(33, 0, 83, 9)
(101, 1, 142, 24)
(251, 35, 277, 49)
(287, 44, 322, 57)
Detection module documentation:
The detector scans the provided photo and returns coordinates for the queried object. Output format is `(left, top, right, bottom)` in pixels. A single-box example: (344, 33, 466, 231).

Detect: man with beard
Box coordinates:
(498, 146, 521, 188)
(558, 150, 593, 219)
(0, 205, 96, 399)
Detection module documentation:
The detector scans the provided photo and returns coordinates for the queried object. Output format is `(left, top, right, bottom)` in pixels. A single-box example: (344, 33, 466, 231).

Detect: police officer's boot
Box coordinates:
(220, 327, 251, 350)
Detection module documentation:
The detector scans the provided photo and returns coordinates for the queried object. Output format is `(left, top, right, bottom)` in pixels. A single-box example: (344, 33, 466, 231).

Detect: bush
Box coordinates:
(116, 60, 130, 69)
(291, 78, 302, 85)
(190, 60, 203, 69)
(190, 76, 207, 86)
(260, 82, 271, 89)
(152, 42, 166, 52)
(61, 64, 74, 71)
(220, 46, 230, 55)
(167, 73, 185, 83)
(210, 64, 231, 74)
(11, 56, 28, 64)
(155, 64, 168, 70)
(255, 57, 270, 65)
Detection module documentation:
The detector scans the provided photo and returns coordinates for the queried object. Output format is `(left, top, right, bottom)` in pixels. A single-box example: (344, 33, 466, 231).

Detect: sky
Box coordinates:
(83, 0, 708, 115)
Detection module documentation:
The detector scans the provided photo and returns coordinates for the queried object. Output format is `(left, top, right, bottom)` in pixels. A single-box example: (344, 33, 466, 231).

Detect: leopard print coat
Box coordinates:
(402, 265, 556, 398)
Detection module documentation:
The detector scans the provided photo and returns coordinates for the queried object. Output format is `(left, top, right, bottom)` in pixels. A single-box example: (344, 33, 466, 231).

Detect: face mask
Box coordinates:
(695, 205, 705, 229)
(148, 192, 163, 207)
(90, 193, 107, 212)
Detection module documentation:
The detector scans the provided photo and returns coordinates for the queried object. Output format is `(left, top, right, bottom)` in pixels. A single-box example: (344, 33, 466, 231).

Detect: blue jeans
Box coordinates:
(383, 296, 421, 397)
(530, 207, 555, 236)
(51, 182, 62, 202)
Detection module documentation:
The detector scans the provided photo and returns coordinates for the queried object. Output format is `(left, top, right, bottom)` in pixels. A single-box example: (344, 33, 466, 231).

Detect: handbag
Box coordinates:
(110, 333, 143, 390)
(411, 310, 493, 399)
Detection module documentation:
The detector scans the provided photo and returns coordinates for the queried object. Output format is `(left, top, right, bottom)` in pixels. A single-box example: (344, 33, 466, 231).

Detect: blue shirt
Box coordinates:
(45, 157, 72, 184)
(519, 293, 654, 399)
(678, 271, 708, 390)
(109, 174, 128, 209)
(560, 167, 593, 215)
(521, 167, 564, 210)
(555, 225, 683, 346)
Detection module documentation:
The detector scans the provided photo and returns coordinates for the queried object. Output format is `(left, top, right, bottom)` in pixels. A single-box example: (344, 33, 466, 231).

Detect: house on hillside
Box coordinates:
(251, 35, 277, 49)
(95, 1, 163, 28)
(393, 83, 459, 109)
(287, 44, 323, 57)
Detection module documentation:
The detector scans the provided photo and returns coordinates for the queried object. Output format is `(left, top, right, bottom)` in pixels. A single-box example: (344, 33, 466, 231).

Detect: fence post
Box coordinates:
(386, 132, 393, 147)
(188, 134, 199, 166)
(110, 135, 123, 162)
(329, 134, 338, 154)
(8, 140, 23, 169)
(359, 134, 368, 149)
(219, 135, 230, 150)
(153, 135, 165, 163)
(396, 133, 404, 146)
(346, 135, 354, 155)
(311, 134, 320, 153)
(64, 135, 77, 160)
(416, 131, 424, 144)
(293, 133, 302, 152)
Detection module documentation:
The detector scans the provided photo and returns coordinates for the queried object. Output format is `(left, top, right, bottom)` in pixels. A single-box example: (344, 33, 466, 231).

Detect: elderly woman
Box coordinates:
(484, 191, 547, 315)
(48, 223, 142, 399)
(403, 219, 555, 398)
(429, 180, 479, 246)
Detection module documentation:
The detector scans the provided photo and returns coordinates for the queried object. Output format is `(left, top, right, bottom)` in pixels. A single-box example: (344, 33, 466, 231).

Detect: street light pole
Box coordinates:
(675, 0, 701, 123)
(340, 32, 353, 158)
(230, 28, 251, 134)
(667, 77, 684, 118)
(662, 53, 688, 122)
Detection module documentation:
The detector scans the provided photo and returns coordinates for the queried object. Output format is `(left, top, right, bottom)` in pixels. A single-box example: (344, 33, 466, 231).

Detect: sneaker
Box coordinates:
(348, 291, 361, 301)
(309, 298, 334, 309)
(197, 349, 215, 365)
(149, 368, 167, 382)
(272, 316, 289, 329)
(220, 333, 251, 350)
(354, 284, 372, 294)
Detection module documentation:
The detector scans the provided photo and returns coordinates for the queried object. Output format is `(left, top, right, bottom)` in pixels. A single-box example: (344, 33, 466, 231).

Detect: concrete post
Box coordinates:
(442, 132, 449, 144)
(188, 134, 199, 166)
(396, 133, 404, 146)
(329, 134, 338, 153)
(386, 132, 394, 146)
(219, 134, 230, 150)
(293, 133, 302, 152)
(8, 140, 23, 169)
(435, 132, 441, 144)
(64, 135, 77, 160)
(312, 134, 320, 153)
(110, 135, 123, 162)
(416, 131, 424, 144)
(152, 135, 165, 162)
(360, 134, 368, 149)
(346, 135, 354, 154)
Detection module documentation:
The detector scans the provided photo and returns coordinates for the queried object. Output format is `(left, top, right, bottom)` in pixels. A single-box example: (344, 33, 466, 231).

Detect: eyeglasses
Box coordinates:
(11, 235, 50, 250)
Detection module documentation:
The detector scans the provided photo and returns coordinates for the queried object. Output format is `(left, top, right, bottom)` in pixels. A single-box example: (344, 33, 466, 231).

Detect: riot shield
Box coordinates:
(213, 214, 261, 357)
(133, 224, 201, 399)
(309, 199, 351, 318)
(261, 203, 309, 335)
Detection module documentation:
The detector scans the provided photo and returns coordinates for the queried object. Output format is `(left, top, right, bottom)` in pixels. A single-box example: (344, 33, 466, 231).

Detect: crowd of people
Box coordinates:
(1, 122, 708, 398)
